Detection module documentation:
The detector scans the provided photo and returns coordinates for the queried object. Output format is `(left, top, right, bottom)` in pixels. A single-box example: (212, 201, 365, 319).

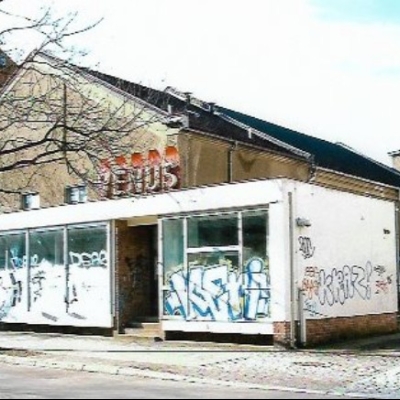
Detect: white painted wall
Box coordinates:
(0, 180, 285, 230)
(269, 200, 290, 322)
(291, 182, 398, 319)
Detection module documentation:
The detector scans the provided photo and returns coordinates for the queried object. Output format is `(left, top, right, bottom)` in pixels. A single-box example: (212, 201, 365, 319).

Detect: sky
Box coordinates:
(1, 0, 400, 166)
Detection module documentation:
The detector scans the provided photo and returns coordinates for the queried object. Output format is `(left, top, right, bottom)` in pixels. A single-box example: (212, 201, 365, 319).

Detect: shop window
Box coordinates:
(163, 209, 270, 322)
(0, 233, 26, 270)
(242, 210, 268, 263)
(0, 236, 7, 270)
(67, 225, 108, 268)
(162, 218, 184, 285)
(188, 214, 238, 248)
(29, 229, 64, 268)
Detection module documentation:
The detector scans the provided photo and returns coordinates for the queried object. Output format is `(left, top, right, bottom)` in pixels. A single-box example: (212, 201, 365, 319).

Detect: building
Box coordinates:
(0, 53, 398, 346)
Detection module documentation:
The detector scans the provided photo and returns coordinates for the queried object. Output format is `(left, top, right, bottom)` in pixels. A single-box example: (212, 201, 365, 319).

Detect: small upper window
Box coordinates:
(0, 55, 7, 68)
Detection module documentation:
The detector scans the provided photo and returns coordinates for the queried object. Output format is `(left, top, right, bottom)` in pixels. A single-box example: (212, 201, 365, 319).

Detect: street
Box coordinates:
(0, 364, 350, 399)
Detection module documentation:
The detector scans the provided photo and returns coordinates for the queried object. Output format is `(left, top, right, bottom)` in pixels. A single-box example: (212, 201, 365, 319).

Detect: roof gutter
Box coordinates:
(182, 127, 311, 164)
(317, 166, 400, 192)
(215, 112, 313, 161)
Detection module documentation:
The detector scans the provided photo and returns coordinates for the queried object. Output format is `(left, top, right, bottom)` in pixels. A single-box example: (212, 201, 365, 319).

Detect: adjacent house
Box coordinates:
(0, 52, 398, 346)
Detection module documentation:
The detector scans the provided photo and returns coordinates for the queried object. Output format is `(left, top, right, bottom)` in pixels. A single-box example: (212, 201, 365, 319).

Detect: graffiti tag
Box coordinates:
(298, 237, 315, 259)
(165, 258, 270, 321)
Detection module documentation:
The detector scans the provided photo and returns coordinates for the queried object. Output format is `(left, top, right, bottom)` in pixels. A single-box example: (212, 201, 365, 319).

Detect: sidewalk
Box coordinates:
(0, 331, 400, 398)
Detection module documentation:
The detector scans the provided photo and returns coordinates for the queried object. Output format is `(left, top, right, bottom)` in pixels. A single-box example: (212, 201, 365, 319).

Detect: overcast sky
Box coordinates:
(2, 0, 400, 166)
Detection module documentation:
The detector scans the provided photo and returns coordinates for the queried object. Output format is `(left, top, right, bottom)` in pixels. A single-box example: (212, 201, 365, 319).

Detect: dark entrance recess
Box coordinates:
(117, 222, 159, 330)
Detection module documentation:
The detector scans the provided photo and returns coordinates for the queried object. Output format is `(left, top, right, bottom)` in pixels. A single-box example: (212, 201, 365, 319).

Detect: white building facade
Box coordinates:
(0, 178, 397, 346)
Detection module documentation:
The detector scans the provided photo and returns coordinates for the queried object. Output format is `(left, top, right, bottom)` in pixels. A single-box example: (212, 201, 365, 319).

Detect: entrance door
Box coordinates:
(119, 223, 159, 326)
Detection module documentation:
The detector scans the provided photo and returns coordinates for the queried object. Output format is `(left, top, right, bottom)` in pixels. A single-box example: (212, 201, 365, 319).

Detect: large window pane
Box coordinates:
(0, 236, 8, 270)
(66, 224, 110, 325)
(7, 233, 26, 270)
(162, 219, 184, 285)
(186, 251, 240, 321)
(29, 229, 64, 267)
(242, 211, 270, 319)
(188, 214, 238, 248)
(242, 210, 268, 263)
(0, 232, 27, 321)
(163, 219, 184, 317)
(28, 229, 64, 313)
(68, 225, 108, 268)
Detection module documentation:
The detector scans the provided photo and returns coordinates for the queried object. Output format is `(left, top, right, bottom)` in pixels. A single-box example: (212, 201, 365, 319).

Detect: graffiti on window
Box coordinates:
(165, 257, 271, 321)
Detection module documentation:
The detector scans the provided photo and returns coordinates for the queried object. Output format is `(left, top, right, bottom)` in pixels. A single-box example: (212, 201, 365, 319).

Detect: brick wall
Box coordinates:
(274, 313, 398, 347)
(273, 322, 292, 347)
(115, 221, 157, 330)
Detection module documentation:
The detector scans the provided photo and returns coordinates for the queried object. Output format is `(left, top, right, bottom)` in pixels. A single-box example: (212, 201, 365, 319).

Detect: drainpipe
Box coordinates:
(395, 203, 400, 315)
(228, 141, 237, 183)
(112, 220, 120, 334)
(288, 191, 297, 348)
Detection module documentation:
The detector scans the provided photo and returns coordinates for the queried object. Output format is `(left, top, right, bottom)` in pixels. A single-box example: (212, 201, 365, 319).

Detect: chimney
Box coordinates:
(208, 102, 216, 114)
(388, 150, 400, 171)
(184, 92, 192, 109)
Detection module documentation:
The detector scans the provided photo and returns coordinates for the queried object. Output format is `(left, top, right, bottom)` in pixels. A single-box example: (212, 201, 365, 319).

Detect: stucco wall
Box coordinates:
(293, 183, 397, 320)
(178, 133, 310, 188)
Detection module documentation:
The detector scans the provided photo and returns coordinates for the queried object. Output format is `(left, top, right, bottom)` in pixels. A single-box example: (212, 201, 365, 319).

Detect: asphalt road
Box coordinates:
(0, 364, 351, 399)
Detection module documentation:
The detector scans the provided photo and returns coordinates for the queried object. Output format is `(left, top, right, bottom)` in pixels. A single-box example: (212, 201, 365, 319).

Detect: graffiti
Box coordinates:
(69, 250, 108, 268)
(318, 263, 373, 306)
(65, 284, 78, 305)
(165, 257, 270, 321)
(302, 261, 394, 310)
(31, 270, 46, 303)
(0, 272, 23, 319)
(8, 272, 22, 307)
(298, 237, 315, 259)
(372, 264, 393, 295)
(375, 275, 393, 295)
(10, 248, 25, 269)
(303, 299, 325, 317)
(125, 255, 148, 289)
(301, 266, 319, 300)
(5, 253, 39, 270)
(98, 146, 180, 198)
(374, 265, 387, 276)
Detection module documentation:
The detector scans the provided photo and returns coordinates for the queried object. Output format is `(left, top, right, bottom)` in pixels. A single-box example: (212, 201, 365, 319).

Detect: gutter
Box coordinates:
(288, 191, 297, 349)
(215, 112, 313, 161)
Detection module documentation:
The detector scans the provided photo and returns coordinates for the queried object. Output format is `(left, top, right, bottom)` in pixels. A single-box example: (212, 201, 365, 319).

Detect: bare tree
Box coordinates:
(0, 4, 174, 209)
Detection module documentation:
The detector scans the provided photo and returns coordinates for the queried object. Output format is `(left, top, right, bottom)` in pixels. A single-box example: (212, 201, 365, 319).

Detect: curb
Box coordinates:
(0, 354, 384, 399)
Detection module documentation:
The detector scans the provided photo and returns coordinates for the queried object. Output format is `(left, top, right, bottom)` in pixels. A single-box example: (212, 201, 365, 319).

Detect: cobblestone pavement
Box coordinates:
(0, 332, 400, 398)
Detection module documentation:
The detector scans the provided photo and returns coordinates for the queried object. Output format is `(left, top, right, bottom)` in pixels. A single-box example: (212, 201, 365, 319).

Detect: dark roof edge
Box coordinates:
(335, 142, 400, 180)
(216, 111, 313, 161)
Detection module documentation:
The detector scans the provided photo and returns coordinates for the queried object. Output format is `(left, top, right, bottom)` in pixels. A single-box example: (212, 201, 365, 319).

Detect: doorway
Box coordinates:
(117, 222, 159, 328)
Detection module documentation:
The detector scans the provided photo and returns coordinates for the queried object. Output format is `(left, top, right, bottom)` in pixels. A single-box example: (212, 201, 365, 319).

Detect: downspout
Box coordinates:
(112, 220, 121, 334)
(395, 201, 400, 316)
(228, 141, 237, 183)
(288, 191, 297, 348)
(307, 154, 317, 183)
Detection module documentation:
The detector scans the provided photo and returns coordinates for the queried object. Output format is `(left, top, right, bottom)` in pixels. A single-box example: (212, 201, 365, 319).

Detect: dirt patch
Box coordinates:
(0, 348, 41, 357)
